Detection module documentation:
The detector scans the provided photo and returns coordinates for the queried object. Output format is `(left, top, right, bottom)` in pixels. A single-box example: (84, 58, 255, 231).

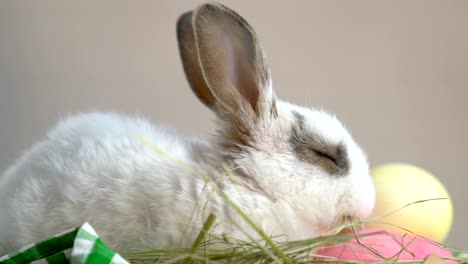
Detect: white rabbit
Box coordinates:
(0, 2, 375, 255)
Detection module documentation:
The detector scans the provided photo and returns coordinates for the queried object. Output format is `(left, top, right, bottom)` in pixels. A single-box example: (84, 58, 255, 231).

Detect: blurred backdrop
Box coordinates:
(0, 1, 467, 246)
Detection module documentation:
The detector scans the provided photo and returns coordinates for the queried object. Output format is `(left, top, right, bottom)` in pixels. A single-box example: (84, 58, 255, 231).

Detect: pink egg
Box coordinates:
(314, 229, 455, 263)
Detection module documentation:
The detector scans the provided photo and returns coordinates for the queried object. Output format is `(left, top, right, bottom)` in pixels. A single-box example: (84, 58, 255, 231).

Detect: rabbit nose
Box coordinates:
(351, 174, 376, 220)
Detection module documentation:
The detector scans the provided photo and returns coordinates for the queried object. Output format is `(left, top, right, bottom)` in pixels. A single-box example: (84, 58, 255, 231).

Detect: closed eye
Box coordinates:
(289, 118, 350, 175)
(291, 127, 339, 166)
(312, 148, 337, 165)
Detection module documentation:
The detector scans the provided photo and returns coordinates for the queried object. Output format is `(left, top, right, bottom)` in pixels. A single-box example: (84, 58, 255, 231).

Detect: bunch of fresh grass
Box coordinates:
(124, 135, 467, 264)
(122, 209, 466, 264)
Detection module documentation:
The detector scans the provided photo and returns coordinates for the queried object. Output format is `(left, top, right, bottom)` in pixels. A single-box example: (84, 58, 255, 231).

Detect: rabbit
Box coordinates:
(0, 2, 375, 255)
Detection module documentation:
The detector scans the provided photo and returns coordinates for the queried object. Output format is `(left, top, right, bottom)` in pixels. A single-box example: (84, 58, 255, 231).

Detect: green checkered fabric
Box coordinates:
(0, 223, 128, 264)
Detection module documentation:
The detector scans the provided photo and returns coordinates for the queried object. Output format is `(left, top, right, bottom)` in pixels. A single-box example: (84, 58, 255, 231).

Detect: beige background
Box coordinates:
(0, 1, 467, 246)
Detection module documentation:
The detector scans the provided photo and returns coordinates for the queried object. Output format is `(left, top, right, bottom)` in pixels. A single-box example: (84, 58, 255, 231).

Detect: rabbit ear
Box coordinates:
(177, 11, 216, 108)
(181, 3, 274, 118)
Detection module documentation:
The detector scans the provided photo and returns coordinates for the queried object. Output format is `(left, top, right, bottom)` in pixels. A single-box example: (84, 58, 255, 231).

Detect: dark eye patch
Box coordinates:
(290, 111, 350, 176)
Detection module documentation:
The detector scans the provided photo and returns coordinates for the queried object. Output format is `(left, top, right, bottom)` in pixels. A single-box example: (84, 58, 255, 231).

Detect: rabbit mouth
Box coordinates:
(321, 215, 359, 237)
(328, 214, 357, 231)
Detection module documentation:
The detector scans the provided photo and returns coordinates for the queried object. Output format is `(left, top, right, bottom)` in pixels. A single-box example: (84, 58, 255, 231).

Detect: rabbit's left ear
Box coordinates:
(177, 11, 216, 108)
(178, 3, 275, 118)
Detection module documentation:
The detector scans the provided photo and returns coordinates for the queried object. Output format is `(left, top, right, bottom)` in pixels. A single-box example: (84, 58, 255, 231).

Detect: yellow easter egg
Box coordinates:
(368, 163, 453, 242)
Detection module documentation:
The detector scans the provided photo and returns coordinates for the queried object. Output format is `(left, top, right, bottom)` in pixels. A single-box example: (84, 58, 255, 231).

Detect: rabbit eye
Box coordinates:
(289, 110, 350, 175)
(291, 127, 338, 165)
(312, 148, 337, 165)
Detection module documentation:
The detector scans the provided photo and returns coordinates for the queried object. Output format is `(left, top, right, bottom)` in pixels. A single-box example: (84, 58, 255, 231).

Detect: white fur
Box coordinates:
(0, 3, 375, 255)
(0, 102, 374, 254)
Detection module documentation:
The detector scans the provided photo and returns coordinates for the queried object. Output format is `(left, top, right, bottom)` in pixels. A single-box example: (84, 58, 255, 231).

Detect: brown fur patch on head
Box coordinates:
(290, 111, 350, 176)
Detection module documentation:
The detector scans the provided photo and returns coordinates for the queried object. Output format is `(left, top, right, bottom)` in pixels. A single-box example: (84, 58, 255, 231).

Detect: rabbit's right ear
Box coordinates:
(177, 3, 274, 119)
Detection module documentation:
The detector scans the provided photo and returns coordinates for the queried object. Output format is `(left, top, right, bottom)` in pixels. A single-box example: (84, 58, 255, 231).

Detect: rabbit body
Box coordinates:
(0, 2, 375, 255)
(0, 112, 305, 253)
(0, 113, 226, 253)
